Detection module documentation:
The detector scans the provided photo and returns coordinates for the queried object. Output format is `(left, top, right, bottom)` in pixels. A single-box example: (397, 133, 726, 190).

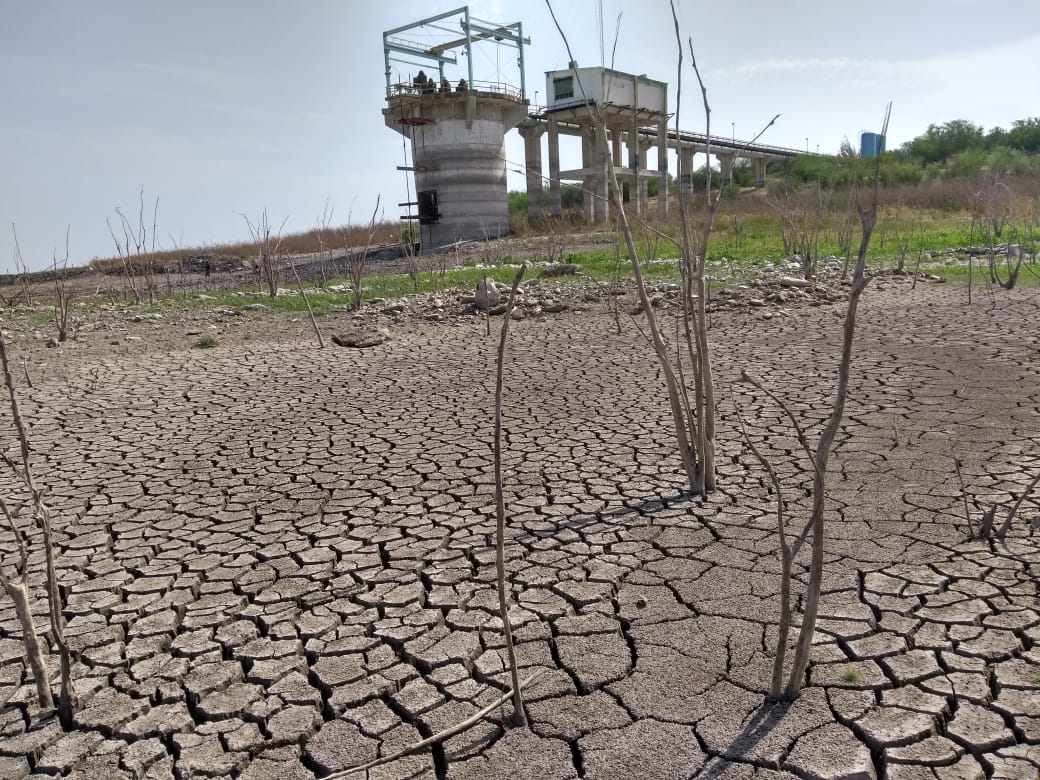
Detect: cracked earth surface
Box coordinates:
(0, 278, 1038, 779)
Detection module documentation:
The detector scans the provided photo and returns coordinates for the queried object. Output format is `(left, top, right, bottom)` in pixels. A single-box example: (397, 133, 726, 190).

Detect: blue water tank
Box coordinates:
(860, 132, 886, 158)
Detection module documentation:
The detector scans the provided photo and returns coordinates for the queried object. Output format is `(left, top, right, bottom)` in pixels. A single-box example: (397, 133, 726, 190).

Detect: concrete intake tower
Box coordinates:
(382, 7, 530, 251)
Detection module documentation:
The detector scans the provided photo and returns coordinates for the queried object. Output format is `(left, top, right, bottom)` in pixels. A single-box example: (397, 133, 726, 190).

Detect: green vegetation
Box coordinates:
(193, 335, 219, 349)
(781, 116, 1040, 186)
(929, 259, 1040, 286)
(48, 114, 1040, 326)
(839, 666, 863, 684)
(68, 208, 1038, 327)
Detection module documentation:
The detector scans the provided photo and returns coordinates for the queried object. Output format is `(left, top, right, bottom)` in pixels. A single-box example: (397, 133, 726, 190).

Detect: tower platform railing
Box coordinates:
(386, 80, 525, 103)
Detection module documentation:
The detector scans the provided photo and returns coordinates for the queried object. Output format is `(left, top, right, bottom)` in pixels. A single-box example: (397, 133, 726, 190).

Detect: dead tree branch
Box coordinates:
(0, 331, 76, 722)
(494, 262, 529, 726)
(781, 102, 891, 700)
(328, 669, 545, 778)
(995, 466, 1040, 539)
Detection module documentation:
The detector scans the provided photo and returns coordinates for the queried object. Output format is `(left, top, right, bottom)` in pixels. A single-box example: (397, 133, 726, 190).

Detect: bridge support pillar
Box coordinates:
(678, 146, 695, 198)
(519, 120, 546, 224)
(593, 125, 609, 223)
(548, 117, 561, 218)
(581, 125, 594, 224)
(627, 129, 640, 218)
(753, 156, 768, 188)
(628, 129, 647, 217)
(718, 152, 736, 186)
(657, 120, 669, 220)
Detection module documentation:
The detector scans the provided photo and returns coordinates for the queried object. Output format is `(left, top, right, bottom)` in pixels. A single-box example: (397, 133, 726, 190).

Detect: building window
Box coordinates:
(553, 76, 573, 100)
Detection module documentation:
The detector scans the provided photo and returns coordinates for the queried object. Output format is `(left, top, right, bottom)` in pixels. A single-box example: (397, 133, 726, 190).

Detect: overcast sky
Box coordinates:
(3, 0, 1038, 270)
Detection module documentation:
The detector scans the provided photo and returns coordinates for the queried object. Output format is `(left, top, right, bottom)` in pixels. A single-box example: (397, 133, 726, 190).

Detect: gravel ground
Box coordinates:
(0, 273, 1037, 779)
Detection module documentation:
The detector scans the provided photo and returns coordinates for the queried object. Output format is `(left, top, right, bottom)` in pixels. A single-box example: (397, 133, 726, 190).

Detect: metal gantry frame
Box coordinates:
(382, 5, 530, 98)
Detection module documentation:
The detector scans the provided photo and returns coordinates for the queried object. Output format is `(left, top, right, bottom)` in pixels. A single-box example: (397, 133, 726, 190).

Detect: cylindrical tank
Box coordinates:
(384, 91, 528, 250)
(860, 132, 886, 158)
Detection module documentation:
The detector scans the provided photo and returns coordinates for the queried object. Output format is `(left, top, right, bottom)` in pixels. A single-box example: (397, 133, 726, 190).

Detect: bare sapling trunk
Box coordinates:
(0, 499, 53, 709)
(892, 216, 912, 274)
(742, 105, 891, 700)
(546, 0, 724, 495)
(106, 216, 142, 304)
(669, 7, 777, 493)
(285, 252, 325, 348)
(239, 210, 288, 299)
(493, 263, 529, 727)
(781, 104, 891, 700)
(995, 467, 1040, 539)
(347, 196, 382, 311)
(53, 227, 74, 342)
(732, 396, 793, 696)
(316, 197, 335, 287)
(911, 230, 926, 290)
(0, 332, 76, 722)
(107, 190, 159, 305)
(145, 193, 158, 304)
(679, 26, 748, 494)
(10, 224, 36, 308)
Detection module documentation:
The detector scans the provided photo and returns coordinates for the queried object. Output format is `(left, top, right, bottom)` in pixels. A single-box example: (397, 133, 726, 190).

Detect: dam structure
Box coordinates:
(382, 7, 530, 250)
(381, 7, 817, 248)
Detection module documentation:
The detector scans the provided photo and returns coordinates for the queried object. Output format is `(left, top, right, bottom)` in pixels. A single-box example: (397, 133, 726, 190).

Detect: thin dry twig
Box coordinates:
(731, 394, 793, 696)
(347, 196, 383, 311)
(995, 466, 1040, 539)
(546, 0, 700, 490)
(952, 457, 975, 538)
(285, 253, 325, 348)
(327, 669, 545, 778)
(0, 333, 72, 715)
(494, 262, 529, 726)
(740, 370, 819, 475)
(781, 102, 892, 700)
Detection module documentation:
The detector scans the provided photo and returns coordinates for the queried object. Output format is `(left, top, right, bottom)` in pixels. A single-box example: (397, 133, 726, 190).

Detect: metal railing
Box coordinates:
(387, 80, 525, 103)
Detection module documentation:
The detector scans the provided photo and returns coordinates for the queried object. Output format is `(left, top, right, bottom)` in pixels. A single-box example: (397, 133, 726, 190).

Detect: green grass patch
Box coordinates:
(923, 259, 1040, 286)
(193, 335, 218, 349)
(839, 666, 863, 684)
(14, 214, 1028, 329)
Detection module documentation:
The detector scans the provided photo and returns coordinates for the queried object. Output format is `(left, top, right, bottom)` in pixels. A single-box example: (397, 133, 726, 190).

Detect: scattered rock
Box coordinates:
(780, 276, 812, 288)
(332, 331, 386, 348)
(475, 278, 500, 310)
(540, 263, 582, 277)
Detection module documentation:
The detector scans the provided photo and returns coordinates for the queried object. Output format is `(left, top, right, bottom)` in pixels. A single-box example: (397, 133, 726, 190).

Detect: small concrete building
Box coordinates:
(534, 66, 670, 223)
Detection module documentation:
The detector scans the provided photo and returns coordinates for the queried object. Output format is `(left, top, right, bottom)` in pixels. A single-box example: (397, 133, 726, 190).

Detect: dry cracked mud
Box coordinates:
(0, 277, 1038, 779)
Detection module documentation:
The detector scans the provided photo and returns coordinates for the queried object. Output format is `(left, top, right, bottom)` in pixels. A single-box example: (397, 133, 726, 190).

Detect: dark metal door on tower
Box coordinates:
(417, 190, 440, 225)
